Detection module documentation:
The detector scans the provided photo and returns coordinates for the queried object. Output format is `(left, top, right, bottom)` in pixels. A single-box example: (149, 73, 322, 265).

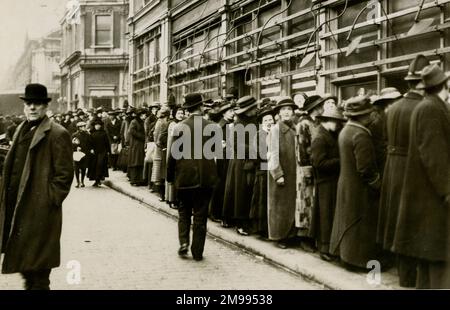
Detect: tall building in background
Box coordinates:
(59, 0, 129, 111)
(0, 30, 62, 114)
(127, 0, 450, 107)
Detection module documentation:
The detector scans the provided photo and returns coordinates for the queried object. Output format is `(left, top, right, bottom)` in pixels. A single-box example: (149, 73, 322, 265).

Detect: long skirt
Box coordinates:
(151, 147, 166, 185)
(313, 179, 337, 254)
(296, 165, 316, 238)
(129, 166, 144, 184)
(88, 152, 109, 181)
(249, 171, 268, 236)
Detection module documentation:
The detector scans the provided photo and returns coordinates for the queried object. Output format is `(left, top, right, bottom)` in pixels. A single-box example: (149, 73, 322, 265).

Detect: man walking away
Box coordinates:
(167, 93, 219, 261)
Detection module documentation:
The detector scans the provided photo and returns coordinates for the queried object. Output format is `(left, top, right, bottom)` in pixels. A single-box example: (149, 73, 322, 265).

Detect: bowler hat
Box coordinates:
(20, 83, 52, 103)
(343, 95, 373, 117)
(417, 64, 448, 90)
(183, 93, 204, 110)
(234, 96, 257, 115)
(274, 96, 297, 113)
(316, 107, 347, 122)
(405, 54, 430, 81)
(372, 87, 402, 106)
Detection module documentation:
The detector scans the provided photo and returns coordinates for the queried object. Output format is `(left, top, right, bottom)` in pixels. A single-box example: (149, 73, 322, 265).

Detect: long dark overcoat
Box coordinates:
(0, 117, 73, 273)
(311, 125, 340, 254)
(128, 118, 145, 168)
(88, 129, 110, 181)
(330, 121, 381, 268)
(223, 117, 257, 221)
(393, 94, 450, 262)
(267, 120, 297, 240)
(377, 92, 422, 250)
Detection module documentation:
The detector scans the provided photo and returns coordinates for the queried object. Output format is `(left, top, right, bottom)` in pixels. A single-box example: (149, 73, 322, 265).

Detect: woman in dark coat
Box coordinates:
(311, 108, 346, 261)
(128, 109, 147, 186)
(268, 97, 298, 248)
(249, 104, 274, 238)
(330, 96, 381, 269)
(88, 120, 110, 186)
(223, 96, 258, 236)
(72, 121, 92, 188)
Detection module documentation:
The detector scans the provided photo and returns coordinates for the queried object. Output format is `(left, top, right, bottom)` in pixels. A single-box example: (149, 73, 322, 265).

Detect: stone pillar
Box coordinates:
(160, 13, 171, 103)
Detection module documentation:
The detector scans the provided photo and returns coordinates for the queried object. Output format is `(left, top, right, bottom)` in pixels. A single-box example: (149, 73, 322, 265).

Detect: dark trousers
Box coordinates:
(416, 259, 450, 289)
(178, 188, 212, 258)
(109, 154, 119, 169)
(21, 269, 51, 290)
(397, 254, 417, 288)
(74, 162, 86, 184)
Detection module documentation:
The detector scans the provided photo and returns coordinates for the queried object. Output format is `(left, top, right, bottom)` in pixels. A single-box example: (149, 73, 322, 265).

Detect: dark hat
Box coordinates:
(301, 95, 323, 112)
(108, 110, 120, 116)
(217, 100, 235, 114)
(225, 87, 238, 100)
(372, 87, 402, 106)
(256, 104, 275, 121)
(343, 95, 373, 117)
(404, 54, 430, 82)
(316, 107, 347, 122)
(92, 118, 104, 126)
(136, 108, 148, 116)
(274, 96, 297, 112)
(95, 107, 103, 113)
(417, 64, 448, 90)
(234, 96, 257, 115)
(148, 102, 160, 108)
(182, 93, 204, 110)
(320, 93, 338, 104)
(203, 99, 214, 110)
(20, 83, 52, 103)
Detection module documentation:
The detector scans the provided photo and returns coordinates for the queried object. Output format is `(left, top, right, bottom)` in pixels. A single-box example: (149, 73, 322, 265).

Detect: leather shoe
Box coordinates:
(193, 255, 203, 261)
(276, 241, 288, 249)
(178, 244, 189, 258)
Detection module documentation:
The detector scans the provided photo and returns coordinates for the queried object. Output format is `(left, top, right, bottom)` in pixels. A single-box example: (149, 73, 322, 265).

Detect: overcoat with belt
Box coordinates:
(393, 94, 450, 262)
(0, 117, 73, 273)
(377, 92, 422, 250)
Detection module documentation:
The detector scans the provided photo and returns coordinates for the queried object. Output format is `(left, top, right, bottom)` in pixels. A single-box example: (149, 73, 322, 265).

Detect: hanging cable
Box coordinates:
(254, 0, 292, 57)
(218, 0, 264, 66)
(301, 0, 349, 62)
(196, 10, 240, 71)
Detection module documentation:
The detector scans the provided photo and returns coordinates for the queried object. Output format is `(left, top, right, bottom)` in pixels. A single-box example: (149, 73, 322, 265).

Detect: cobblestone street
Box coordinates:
(0, 183, 319, 290)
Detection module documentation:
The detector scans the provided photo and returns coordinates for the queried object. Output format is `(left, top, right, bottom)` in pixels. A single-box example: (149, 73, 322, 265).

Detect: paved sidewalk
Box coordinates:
(104, 171, 402, 290)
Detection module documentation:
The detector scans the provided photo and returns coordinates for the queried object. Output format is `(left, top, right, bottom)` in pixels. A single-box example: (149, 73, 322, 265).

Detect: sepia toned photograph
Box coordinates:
(0, 0, 449, 297)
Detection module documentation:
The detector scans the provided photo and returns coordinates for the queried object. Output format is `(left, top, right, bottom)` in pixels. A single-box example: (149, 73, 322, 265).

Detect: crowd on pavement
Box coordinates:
(0, 54, 448, 289)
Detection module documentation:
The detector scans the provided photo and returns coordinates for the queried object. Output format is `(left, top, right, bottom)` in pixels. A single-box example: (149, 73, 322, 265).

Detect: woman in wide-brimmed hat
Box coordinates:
(88, 118, 110, 187)
(249, 103, 274, 239)
(267, 96, 298, 248)
(128, 108, 148, 186)
(311, 108, 346, 261)
(223, 95, 258, 236)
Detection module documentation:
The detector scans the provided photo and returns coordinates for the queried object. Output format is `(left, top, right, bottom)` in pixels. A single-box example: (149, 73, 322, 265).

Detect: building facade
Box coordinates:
(0, 30, 62, 114)
(127, 0, 450, 107)
(60, 0, 129, 111)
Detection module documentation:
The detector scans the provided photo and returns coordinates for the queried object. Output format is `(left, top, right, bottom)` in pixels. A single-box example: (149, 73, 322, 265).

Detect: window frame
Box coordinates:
(93, 13, 113, 48)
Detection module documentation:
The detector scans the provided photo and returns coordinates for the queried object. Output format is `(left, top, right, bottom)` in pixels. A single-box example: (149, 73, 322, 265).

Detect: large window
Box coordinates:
(95, 15, 112, 46)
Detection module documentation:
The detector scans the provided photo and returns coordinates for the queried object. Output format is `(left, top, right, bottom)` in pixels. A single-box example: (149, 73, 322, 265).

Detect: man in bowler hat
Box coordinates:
(0, 83, 74, 289)
(167, 93, 219, 261)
